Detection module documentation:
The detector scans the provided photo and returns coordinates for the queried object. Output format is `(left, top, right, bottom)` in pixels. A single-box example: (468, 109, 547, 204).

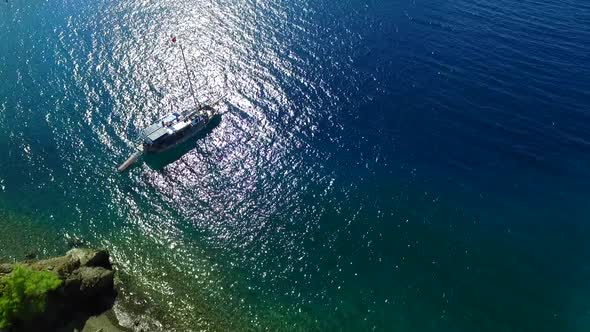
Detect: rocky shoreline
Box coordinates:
(0, 248, 127, 332)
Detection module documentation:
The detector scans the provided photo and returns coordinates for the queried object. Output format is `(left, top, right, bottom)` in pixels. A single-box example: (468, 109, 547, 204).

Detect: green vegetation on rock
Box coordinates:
(0, 265, 62, 329)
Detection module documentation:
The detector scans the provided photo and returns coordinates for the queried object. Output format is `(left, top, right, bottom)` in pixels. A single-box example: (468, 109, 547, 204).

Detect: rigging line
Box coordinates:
(178, 42, 201, 111)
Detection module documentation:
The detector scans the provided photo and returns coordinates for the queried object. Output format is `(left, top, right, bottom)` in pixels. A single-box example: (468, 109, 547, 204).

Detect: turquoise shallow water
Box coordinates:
(1, 0, 590, 330)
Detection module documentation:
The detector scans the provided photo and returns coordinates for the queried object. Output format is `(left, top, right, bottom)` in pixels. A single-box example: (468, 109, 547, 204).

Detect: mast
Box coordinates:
(178, 42, 201, 111)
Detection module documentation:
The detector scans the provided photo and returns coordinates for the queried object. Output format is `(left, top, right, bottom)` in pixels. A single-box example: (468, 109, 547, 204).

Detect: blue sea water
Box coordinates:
(1, 0, 590, 330)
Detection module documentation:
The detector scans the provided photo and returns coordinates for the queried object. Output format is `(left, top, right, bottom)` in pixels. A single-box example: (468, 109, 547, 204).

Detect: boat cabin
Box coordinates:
(140, 112, 208, 151)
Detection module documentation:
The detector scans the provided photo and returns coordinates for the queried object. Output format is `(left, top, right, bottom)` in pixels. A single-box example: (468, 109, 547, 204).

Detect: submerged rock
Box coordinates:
(67, 237, 86, 249)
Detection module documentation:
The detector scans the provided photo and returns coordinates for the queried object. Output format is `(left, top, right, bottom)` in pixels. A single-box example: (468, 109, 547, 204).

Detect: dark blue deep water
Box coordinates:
(1, 0, 590, 330)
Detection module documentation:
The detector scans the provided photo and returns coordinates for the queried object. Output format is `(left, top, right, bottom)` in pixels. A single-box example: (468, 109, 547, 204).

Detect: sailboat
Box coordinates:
(117, 37, 219, 173)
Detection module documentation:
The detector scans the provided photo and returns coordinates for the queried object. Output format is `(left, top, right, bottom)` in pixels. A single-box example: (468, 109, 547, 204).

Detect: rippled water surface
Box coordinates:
(1, 0, 590, 330)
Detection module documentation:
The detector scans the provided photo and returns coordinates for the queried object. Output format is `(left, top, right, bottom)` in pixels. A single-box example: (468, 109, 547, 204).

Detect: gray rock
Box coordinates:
(0, 263, 13, 274)
(5, 248, 118, 330)
(79, 267, 114, 295)
(33, 254, 80, 277)
(67, 248, 111, 268)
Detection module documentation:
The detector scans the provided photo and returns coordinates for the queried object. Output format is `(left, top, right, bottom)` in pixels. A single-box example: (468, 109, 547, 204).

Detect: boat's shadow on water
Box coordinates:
(143, 114, 222, 170)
